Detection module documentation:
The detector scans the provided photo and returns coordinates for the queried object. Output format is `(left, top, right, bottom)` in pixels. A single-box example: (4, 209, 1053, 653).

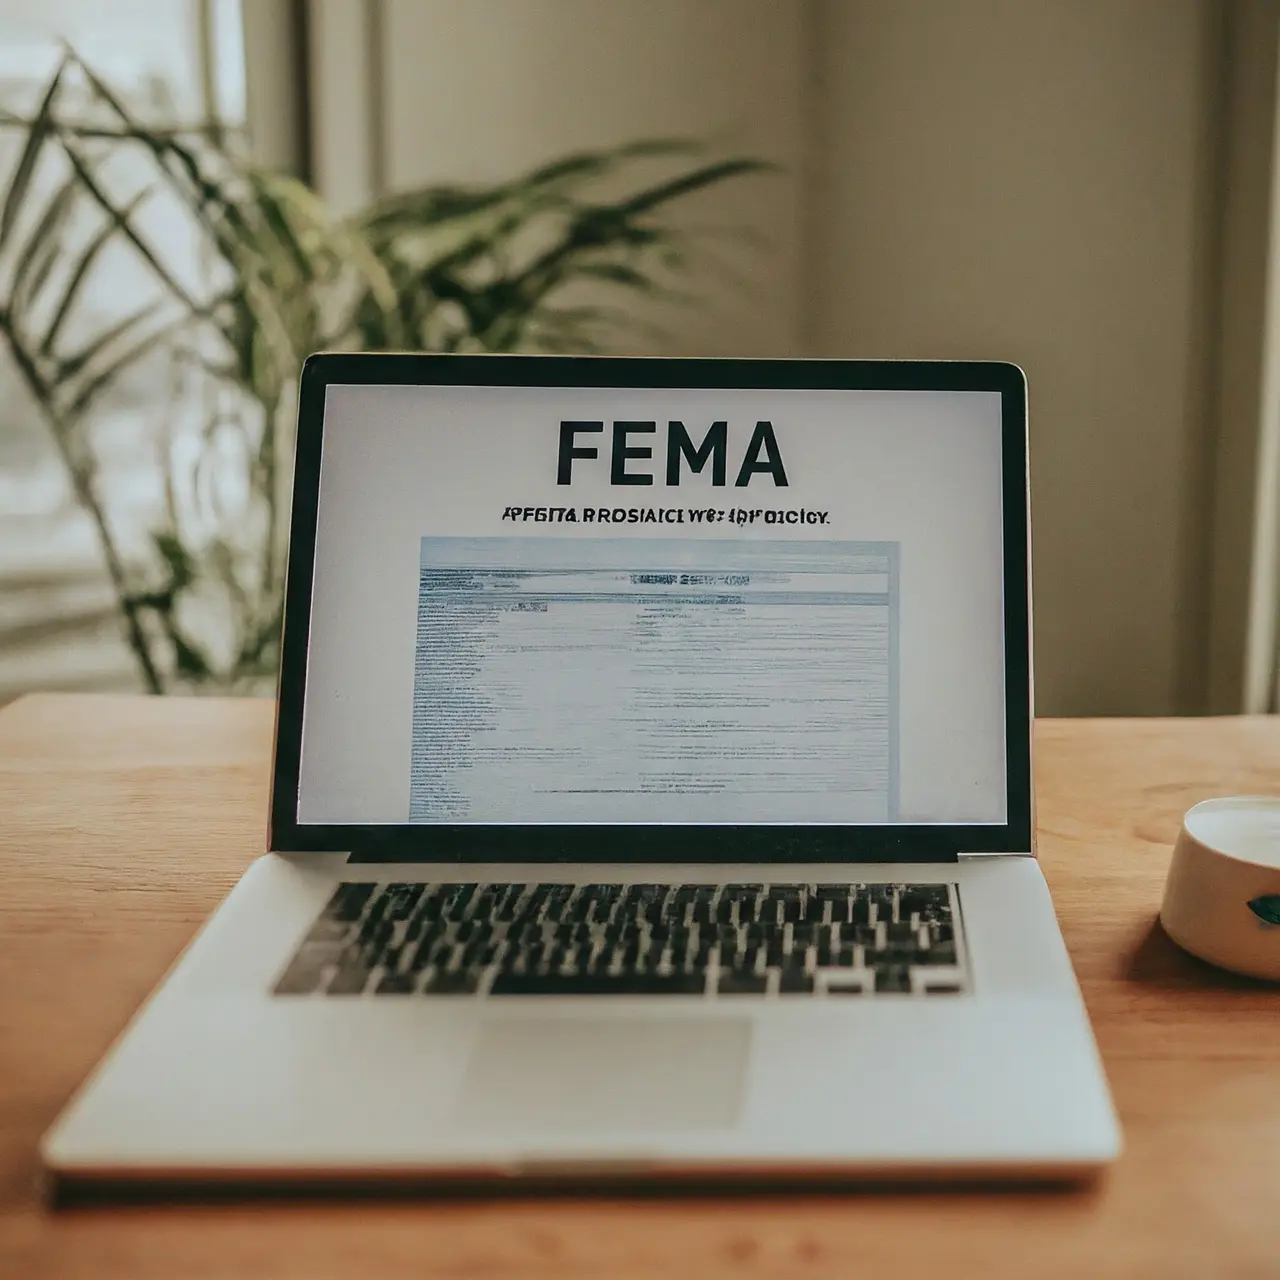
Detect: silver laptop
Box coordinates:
(42, 354, 1120, 1187)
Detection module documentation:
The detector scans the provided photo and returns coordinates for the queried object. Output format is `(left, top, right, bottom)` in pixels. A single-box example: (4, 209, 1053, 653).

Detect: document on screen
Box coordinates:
(409, 536, 898, 825)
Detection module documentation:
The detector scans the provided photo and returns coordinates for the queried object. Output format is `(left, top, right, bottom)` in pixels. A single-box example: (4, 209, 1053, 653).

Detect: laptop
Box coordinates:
(42, 354, 1121, 1187)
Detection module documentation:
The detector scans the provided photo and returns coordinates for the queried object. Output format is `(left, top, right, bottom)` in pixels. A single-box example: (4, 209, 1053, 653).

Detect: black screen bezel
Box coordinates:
(267, 354, 1032, 863)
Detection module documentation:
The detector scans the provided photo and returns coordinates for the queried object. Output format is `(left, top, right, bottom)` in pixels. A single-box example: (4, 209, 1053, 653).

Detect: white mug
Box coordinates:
(1160, 796, 1280, 980)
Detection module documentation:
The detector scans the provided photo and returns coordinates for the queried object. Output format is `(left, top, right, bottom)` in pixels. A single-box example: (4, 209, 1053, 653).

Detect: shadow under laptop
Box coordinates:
(49, 1169, 1102, 1210)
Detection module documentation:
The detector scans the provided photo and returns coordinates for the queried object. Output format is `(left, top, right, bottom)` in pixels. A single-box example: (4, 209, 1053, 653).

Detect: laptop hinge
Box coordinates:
(956, 849, 1035, 860)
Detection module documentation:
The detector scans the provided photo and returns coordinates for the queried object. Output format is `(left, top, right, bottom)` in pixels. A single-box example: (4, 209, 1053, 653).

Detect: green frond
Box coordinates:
(0, 53, 768, 690)
(0, 55, 69, 249)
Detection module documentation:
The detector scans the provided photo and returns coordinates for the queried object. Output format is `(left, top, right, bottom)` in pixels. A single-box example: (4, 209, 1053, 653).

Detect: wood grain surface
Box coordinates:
(2, 693, 1279, 1279)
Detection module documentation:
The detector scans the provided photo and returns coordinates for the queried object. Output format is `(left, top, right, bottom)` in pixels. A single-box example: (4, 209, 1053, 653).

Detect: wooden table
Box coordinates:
(2, 693, 1279, 1279)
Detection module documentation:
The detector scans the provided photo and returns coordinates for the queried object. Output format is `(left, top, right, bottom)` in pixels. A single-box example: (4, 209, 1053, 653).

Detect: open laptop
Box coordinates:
(42, 354, 1121, 1186)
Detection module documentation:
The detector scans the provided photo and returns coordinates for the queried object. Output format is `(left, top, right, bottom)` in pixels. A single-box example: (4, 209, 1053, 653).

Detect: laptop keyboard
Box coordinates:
(273, 882, 968, 998)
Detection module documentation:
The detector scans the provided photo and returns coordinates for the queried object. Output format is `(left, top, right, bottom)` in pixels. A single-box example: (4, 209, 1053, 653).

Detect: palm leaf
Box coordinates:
(355, 140, 678, 240)
(56, 301, 162, 380)
(519, 138, 698, 189)
(151, 529, 196, 594)
(71, 61, 256, 261)
(74, 54, 230, 216)
(59, 140, 204, 313)
(166, 622, 213, 682)
(359, 184, 530, 234)
(68, 50, 135, 127)
(39, 189, 150, 356)
(63, 316, 177, 418)
(0, 56, 68, 249)
(350, 148, 768, 357)
(613, 157, 774, 217)
(1, 75, 769, 693)
(8, 176, 77, 307)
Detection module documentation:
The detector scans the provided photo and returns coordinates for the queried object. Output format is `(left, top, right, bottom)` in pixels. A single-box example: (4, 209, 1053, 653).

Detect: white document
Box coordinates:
(410, 537, 897, 824)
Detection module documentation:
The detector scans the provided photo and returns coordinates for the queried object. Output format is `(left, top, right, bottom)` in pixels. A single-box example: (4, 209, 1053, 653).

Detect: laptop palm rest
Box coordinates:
(451, 1017, 752, 1134)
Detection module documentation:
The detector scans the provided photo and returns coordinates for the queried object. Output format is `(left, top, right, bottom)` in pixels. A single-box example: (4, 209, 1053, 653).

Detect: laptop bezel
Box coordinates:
(267, 353, 1031, 863)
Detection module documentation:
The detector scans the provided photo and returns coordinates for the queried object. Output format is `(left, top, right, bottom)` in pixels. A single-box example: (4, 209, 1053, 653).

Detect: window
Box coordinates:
(0, 0, 243, 701)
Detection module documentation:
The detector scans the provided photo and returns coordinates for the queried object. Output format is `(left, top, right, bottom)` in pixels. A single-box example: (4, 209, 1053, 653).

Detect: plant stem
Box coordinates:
(2, 324, 165, 693)
(64, 454, 165, 694)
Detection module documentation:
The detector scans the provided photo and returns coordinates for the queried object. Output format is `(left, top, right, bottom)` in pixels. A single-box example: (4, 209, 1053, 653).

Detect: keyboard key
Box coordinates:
(375, 972, 417, 994)
(884, 921, 919, 946)
(874, 965, 913, 994)
(779, 970, 815, 994)
(869, 885, 898, 911)
(327, 964, 374, 994)
(800, 899, 827, 924)
(815, 885, 850, 901)
(387, 884, 425, 919)
(441, 884, 476, 919)
(273, 960, 328, 995)
(899, 885, 949, 915)
(425, 969, 481, 995)
(490, 972, 705, 996)
(718, 972, 768, 996)
(496, 885, 527, 921)
(713, 898, 738, 924)
(790, 923, 818, 948)
(584, 885, 620, 919)
(725, 945, 764, 973)
(305, 918, 354, 943)
(328, 882, 375, 922)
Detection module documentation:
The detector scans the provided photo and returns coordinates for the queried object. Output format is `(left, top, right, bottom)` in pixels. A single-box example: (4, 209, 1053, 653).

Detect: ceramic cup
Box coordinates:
(1159, 795, 1280, 981)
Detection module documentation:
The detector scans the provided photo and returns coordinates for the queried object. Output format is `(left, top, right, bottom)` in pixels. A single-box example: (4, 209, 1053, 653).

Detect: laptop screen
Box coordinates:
(295, 382, 1008, 829)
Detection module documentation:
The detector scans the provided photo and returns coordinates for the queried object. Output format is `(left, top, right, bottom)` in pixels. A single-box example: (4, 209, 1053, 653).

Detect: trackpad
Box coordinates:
(453, 1017, 752, 1133)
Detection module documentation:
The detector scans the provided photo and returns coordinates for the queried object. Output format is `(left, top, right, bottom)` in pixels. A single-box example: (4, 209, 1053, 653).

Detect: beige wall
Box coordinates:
(304, 0, 1276, 716)
(810, 0, 1227, 715)
(380, 0, 807, 359)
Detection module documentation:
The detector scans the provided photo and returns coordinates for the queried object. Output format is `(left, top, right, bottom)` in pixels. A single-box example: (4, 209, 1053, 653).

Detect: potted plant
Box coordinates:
(0, 52, 769, 693)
